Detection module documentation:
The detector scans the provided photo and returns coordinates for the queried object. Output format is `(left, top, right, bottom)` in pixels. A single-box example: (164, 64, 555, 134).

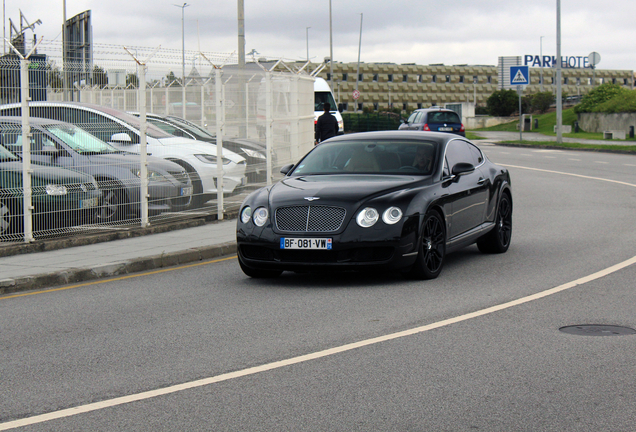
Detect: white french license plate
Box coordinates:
(438, 127, 453, 131)
(80, 197, 99, 209)
(181, 187, 193, 196)
(280, 238, 332, 250)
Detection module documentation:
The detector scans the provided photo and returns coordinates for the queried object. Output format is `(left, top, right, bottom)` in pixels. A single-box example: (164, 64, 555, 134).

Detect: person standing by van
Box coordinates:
(315, 102, 339, 145)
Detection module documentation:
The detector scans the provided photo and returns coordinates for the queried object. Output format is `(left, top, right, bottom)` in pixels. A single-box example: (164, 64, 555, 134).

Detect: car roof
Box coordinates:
(0, 116, 67, 127)
(322, 130, 458, 145)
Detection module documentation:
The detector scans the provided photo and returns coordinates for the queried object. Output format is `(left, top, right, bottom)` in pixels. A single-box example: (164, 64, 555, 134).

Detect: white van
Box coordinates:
(314, 78, 344, 135)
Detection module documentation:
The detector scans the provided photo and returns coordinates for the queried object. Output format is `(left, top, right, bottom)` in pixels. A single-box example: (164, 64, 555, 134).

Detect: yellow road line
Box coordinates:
(0, 256, 237, 301)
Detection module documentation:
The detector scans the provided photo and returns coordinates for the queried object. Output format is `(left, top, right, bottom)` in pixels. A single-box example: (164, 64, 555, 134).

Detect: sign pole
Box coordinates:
(518, 86, 522, 142)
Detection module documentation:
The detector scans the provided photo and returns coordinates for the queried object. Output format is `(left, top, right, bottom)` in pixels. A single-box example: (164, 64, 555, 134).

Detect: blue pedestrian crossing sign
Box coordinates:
(510, 66, 529, 86)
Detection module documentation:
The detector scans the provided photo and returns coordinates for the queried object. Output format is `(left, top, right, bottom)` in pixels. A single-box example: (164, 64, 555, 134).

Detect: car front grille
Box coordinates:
(275, 205, 346, 232)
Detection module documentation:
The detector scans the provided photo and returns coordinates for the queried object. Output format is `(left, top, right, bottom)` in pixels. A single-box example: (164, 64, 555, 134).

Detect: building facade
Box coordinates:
(314, 61, 635, 113)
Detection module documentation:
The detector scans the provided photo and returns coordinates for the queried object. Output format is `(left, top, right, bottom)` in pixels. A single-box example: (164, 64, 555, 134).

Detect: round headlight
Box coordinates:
(240, 206, 252, 224)
(45, 184, 68, 196)
(382, 207, 403, 225)
(356, 207, 379, 228)
(253, 207, 269, 227)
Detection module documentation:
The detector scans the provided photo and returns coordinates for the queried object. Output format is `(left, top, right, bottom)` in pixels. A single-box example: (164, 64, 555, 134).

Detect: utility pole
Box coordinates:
(556, 0, 562, 144)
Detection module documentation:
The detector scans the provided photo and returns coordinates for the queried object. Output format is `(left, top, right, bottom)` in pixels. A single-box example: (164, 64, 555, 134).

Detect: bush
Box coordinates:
(486, 89, 518, 117)
(592, 91, 636, 113)
(573, 83, 630, 113)
(531, 91, 554, 113)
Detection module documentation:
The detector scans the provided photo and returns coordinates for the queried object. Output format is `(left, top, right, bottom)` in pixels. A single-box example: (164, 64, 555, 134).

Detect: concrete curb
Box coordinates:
(0, 241, 237, 295)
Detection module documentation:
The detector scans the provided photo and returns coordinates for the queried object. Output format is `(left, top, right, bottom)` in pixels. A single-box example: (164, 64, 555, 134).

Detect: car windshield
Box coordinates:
(0, 140, 19, 161)
(43, 124, 119, 154)
(315, 91, 337, 111)
(97, 106, 171, 139)
(291, 139, 438, 176)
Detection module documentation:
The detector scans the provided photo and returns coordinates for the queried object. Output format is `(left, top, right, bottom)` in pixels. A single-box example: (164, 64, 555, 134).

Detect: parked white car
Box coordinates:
(0, 102, 247, 207)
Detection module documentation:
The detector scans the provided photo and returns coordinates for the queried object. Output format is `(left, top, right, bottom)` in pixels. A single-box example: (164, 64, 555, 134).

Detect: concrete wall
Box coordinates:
(465, 116, 516, 129)
(578, 113, 636, 133)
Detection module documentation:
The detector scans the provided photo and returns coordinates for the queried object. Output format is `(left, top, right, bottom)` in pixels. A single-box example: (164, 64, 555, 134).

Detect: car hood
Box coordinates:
(84, 153, 186, 173)
(269, 174, 426, 207)
(157, 137, 246, 163)
(1, 161, 94, 186)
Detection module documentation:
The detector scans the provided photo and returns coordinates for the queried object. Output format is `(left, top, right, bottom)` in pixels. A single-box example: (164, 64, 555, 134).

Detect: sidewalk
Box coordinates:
(473, 131, 635, 146)
(0, 218, 238, 295)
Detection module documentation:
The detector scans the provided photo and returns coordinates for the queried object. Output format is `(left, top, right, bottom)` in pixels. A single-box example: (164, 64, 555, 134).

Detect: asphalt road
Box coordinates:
(1, 144, 636, 431)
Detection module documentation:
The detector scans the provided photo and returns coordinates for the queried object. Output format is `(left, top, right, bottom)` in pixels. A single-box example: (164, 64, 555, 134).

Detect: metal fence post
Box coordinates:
(20, 57, 34, 242)
(265, 71, 273, 185)
(138, 63, 150, 227)
(215, 68, 224, 220)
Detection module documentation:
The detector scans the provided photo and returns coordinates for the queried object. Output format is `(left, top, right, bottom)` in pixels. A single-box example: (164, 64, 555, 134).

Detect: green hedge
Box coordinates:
(342, 112, 403, 133)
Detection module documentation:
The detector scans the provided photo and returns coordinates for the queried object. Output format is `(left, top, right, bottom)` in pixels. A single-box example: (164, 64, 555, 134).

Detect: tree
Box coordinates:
(165, 71, 181, 87)
(47, 65, 63, 92)
(486, 89, 518, 117)
(126, 73, 139, 88)
(91, 66, 108, 88)
(531, 91, 554, 114)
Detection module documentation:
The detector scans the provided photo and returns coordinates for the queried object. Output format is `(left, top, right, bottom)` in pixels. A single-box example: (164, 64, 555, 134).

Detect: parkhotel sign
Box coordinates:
(524, 55, 592, 69)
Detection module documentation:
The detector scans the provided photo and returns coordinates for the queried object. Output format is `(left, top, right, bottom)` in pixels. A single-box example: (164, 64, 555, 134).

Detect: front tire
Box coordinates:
(96, 185, 126, 222)
(477, 191, 512, 254)
(0, 198, 22, 240)
(408, 210, 446, 280)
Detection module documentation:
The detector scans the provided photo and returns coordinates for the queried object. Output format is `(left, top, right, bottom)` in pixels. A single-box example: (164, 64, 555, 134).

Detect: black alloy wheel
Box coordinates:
(477, 191, 512, 254)
(97, 186, 126, 222)
(409, 210, 446, 280)
(0, 197, 22, 240)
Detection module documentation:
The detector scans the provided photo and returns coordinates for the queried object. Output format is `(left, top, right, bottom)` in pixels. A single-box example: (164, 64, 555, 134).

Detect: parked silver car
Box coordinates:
(0, 102, 247, 208)
(0, 117, 193, 221)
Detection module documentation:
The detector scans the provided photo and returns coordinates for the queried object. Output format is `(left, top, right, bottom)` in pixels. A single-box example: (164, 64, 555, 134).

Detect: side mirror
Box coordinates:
(111, 133, 132, 144)
(451, 162, 475, 176)
(279, 163, 295, 175)
(338, 103, 344, 113)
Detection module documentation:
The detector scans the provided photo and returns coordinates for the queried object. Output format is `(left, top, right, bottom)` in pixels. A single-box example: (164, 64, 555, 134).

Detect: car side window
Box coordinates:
(406, 112, 418, 124)
(444, 140, 474, 177)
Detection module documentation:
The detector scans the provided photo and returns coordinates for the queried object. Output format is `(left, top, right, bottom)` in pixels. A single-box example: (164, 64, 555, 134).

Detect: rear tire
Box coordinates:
(477, 191, 512, 254)
(239, 257, 282, 278)
(408, 210, 446, 280)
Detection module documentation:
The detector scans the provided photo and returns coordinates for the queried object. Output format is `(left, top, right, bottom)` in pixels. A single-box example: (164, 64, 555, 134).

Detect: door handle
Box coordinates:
(477, 177, 486, 185)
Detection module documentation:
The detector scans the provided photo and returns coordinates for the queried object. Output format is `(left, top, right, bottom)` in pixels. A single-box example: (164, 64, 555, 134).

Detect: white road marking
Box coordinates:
(502, 164, 636, 189)
(625, 164, 636, 167)
(569, 159, 581, 161)
(2, 164, 636, 430)
(2, 255, 635, 431)
(533, 149, 563, 153)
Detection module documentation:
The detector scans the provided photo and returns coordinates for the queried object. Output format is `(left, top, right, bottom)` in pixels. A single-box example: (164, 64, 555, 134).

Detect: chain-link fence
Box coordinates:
(1, 40, 315, 243)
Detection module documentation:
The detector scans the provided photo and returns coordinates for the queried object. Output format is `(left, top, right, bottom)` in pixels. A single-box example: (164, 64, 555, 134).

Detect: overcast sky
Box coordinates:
(4, 0, 635, 71)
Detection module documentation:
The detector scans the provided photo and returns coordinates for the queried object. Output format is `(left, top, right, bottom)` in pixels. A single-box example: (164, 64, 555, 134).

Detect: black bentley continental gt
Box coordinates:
(236, 131, 512, 279)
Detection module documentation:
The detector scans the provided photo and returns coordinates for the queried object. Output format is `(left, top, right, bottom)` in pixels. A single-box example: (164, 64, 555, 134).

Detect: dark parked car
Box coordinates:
(0, 144, 101, 241)
(129, 112, 268, 185)
(0, 117, 193, 221)
(398, 108, 465, 136)
(237, 131, 512, 279)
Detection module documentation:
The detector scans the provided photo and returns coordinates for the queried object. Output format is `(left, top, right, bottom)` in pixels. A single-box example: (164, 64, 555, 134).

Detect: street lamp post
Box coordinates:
(540, 36, 544, 91)
(306, 27, 310, 61)
(174, 3, 189, 119)
(174, 3, 189, 84)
